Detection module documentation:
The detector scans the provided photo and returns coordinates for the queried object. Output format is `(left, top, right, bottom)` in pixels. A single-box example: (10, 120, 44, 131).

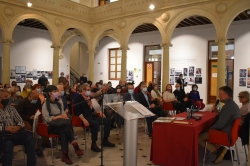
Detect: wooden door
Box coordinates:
(207, 61, 217, 104)
(145, 62, 154, 85)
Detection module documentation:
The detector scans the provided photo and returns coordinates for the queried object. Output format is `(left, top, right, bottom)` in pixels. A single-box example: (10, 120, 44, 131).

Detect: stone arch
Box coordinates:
(0, 14, 8, 40)
(8, 12, 58, 44)
(60, 29, 88, 49)
(91, 24, 122, 51)
(123, 16, 165, 47)
(165, 7, 220, 42)
(58, 23, 91, 49)
(221, 1, 250, 38)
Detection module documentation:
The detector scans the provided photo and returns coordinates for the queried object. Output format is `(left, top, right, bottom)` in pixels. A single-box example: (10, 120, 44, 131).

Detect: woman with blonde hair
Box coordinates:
(238, 91, 250, 125)
(20, 84, 31, 98)
(8, 86, 22, 105)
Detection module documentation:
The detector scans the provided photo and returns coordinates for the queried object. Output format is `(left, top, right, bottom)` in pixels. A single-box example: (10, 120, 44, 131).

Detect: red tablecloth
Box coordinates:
(150, 111, 216, 166)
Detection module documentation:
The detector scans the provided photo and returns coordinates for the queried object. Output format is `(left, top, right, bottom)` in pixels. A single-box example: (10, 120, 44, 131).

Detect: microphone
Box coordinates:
(212, 99, 220, 112)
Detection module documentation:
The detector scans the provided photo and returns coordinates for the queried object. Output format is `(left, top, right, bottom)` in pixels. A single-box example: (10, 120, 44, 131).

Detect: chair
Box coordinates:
(162, 102, 176, 116)
(186, 92, 205, 110)
(202, 118, 241, 166)
(36, 114, 59, 163)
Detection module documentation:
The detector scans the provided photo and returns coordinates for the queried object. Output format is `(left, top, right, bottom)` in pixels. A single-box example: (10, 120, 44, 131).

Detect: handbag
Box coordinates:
(48, 114, 72, 127)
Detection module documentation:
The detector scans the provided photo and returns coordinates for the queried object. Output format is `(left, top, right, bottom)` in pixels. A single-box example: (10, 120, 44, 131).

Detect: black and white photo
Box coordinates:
(239, 69, 246, 77)
(188, 77, 194, 85)
(183, 68, 188, 76)
(239, 78, 246, 86)
(170, 68, 175, 76)
(196, 68, 201, 76)
(189, 66, 194, 76)
(170, 77, 175, 85)
(175, 70, 182, 76)
(195, 77, 202, 84)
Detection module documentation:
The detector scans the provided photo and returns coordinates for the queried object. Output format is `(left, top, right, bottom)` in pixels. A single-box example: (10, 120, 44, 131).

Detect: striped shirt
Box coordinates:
(0, 105, 24, 131)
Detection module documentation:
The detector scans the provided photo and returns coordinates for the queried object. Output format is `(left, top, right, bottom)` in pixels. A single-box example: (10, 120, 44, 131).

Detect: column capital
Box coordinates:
(119, 47, 129, 51)
(215, 38, 228, 44)
(161, 43, 172, 48)
(0, 39, 14, 44)
(87, 50, 96, 54)
(51, 44, 61, 49)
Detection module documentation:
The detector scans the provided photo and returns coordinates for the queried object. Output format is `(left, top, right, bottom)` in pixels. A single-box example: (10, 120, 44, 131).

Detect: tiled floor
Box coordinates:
(11, 119, 249, 166)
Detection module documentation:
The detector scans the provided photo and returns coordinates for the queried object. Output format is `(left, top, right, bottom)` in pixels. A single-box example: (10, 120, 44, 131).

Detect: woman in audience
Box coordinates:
(32, 84, 46, 104)
(42, 85, 83, 164)
(163, 84, 186, 113)
(8, 86, 22, 105)
(20, 84, 31, 98)
(189, 84, 205, 109)
(134, 81, 144, 94)
(151, 84, 162, 106)
(238, 91, 250, 125)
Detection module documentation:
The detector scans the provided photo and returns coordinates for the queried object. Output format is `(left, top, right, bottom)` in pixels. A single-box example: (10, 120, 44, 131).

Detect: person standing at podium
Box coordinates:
(137, 83, 165, 137)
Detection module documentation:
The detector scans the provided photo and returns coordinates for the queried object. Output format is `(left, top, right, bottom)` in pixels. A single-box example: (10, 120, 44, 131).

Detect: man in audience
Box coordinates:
(173, 83, 194, 108)
(107, 81, 115, 94)
(38, 72, 48, 89)
(198, 86, 240, 164)
(17, 89, 44, 157)
(137, 82, 165, 137)
(124, 83, 138, 101)
(0, 89, 36, 166)
(74, 83, 115, 152)
(57, 84, 69, 113)
(11, 81, 21, 92)
(4, 83, 11, 91)
(176, 74, 187, 91)
(58, 72, 67, 84)
(80, 73, 88, 85)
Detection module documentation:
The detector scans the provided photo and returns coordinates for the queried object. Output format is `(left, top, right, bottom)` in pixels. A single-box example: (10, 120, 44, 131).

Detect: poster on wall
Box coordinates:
(37, 71, 41, 77)
(175, 70, 182, 76)
(126, 70, 134, 81)
(189, 66, 194, 76)
(183, 68, 188, 76)
(15, 66, 26, 74)
(239, 69, 247, 77)
(248, 68, 250, 77)
(10, 69, 15, 79)
(188, 77, 194, 85)
(196, 68, 201, 76)
(239, 78, 246, 86)
(247, 78, 250, 88)
(195, 77, 202, 84)
(15, 75, 26, 83)
(170, 77, 175, 85)
(47, 71, 53, 78)
(26, 71, 33, 78)
(170, 68, 175, 76)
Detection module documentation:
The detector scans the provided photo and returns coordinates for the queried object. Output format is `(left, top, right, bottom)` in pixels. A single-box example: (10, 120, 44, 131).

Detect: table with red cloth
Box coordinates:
(150, 111, 216, 166)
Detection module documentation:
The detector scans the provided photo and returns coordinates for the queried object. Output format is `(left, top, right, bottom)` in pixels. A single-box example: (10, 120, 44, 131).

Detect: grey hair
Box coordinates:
(78, 83, 90, 91)
(239, 91, 250, 103)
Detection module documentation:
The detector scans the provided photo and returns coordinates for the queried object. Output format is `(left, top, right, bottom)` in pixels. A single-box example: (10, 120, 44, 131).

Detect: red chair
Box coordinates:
(162, 102, 176, 116)
(37, 114, 59, 164)
(202, 118, 241, 166)
(71, 105, 90, 150)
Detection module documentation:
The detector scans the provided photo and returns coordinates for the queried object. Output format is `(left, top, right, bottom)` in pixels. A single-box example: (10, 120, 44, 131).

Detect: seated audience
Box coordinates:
(8, 86, 22, 106)
(57, 84, 69, 113)
(198, 86, 240, 164)
(42, 85, 83, 164)
(87, 80, 92, 88)
(137, 82, 165, 137)
(0, 89, 36, 166)
(124, 83, 138, 101)
(32, 84, 45, 104)
(11, 81, 21, 92)
(173, 83, 194, 109)
(134, 81, 144, 94)
(147, 82, 154, 93)
(107, 81, 115, 94)
(189, 84, 205, 109)
(17, 90, 44, 157)
(74, 83, 115, 152)
(238, 91, 250, 125)
(163, 84, 186, 113)
(4, 83, 11, 91)
(20, 84, 31, 98)
(150, 83, 162, 106)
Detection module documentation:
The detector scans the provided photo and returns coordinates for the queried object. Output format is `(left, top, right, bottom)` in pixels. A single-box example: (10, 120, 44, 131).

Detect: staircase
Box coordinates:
(70, 67, 80, 87)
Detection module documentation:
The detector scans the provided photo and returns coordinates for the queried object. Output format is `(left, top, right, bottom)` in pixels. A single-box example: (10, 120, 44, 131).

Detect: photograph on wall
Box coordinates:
(32, 69, 37, 80)
(26, 71, 33, 78)
(170, 68, 175, 76)
(15, 66, 26, 74)
(170, 77, 175, 85)
(175, 70, 182, 76)
(37, 71, 41, 77)
(239, 69, 247, 77)
(189, 66, 194, 76)
(239, 78, 246, 86)
(184, 77, 188, 85)
(15, 75, 26, 83)
(183, 68, 188, 76)
(47, 71, 53, 78)
(195, 77, 202, 84)
(247, 78, 250, 88)
(126, 70, 134, 81)
(196, 68, 201, 76)
(175, 77, 179, 83)
(188, 77, 194, 85)
(248, 68, 250, 77)
(10, 69, 16, 79)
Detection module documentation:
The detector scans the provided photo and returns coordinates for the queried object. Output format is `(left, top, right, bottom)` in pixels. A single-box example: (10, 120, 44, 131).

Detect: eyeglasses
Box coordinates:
(238, 96, 244, 98)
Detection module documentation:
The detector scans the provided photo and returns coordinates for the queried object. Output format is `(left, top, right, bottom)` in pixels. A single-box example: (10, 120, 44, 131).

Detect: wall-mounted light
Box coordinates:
(27, 2, 32, 7)
(149, 4, 155, 10)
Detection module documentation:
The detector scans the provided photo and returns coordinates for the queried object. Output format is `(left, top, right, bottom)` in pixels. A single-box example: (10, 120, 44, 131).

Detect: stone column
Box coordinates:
(216, 38, 227, 89)
(1, 39, 13, 84)
(51, 45, 60, 85)
(161, 43, 172, 90)
(120, 48, 129, 81)
(88, 50, 95, 82)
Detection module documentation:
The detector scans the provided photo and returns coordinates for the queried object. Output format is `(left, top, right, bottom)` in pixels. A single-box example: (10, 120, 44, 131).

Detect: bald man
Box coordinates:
(57, 84, 69, 113)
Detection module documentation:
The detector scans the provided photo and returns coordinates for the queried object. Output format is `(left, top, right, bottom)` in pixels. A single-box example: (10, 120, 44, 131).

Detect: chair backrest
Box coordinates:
(162, 102, 174, 110)
(230, 118, 241, 146)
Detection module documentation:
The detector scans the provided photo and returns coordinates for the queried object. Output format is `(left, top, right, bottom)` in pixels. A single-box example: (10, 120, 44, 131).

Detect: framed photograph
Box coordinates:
(26, 71, 33, 78)
(15, 75, 26, 83)
(37, 71, 41, 77)
(126, 70, 134, 81)
(183, 68, 188, 76)
(189, 66, 194, 76)
(170, 68, 175, 76)
(184, 77, 188, 85)
(195, 77, 202, 84)
(188, 77, 194, 85)
(170, 77, 175, 85)
(196, 68, 201, 76)
(175, 77, 179, 83)
(239, 78, 246, 86)
(247, 78, 250, 88)
(175, 70, 182, 76)
(48, 71, 53, 79)
(10, 69, 15, 79)
(15, 66, 26, 74)
(239, 69, 246, 77)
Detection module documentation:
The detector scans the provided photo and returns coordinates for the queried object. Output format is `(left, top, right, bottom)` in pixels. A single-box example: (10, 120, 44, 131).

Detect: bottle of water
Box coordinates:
(186, 108, 191, 120)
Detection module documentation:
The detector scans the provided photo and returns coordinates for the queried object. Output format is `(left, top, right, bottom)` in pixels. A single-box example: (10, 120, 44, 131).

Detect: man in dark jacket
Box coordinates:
(38, 73, 48, 88)
(176, 74, 187, 91)
(79, 73, 88, 85)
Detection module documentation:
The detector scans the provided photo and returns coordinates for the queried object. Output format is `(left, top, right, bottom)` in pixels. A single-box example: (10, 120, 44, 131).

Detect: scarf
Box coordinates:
(153, 89, 161, 98)
(46, 98, 62, 116)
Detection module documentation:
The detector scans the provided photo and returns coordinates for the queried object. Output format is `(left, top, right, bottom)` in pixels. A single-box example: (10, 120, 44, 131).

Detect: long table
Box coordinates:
(150, 111, 216, 166)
